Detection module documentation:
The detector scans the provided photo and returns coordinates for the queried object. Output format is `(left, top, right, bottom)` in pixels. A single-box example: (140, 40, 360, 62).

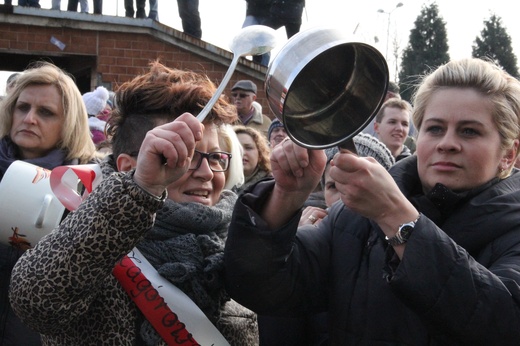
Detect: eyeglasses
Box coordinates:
(189, 150, 232, 172)
(231, 92, 250, 99)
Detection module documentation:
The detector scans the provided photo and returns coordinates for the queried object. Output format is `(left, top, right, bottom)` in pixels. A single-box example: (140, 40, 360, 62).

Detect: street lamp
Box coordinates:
(377, 2, 404, 60)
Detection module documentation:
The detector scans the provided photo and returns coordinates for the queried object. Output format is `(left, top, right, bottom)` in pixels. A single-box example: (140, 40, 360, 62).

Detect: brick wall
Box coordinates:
(0, 8, 273, 117)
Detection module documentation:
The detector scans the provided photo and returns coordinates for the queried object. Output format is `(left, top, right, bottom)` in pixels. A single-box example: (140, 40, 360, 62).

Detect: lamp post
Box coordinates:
(377, 2, 404, 61)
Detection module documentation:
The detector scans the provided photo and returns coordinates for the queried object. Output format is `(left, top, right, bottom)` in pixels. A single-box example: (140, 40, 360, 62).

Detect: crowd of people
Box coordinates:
(2, 50, 520, 345)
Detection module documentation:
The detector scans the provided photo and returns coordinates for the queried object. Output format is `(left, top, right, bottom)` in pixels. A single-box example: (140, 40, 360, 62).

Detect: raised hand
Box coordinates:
(261, 138, 326, 229)
(133, 113, 204, 196)
(271, 138, 326, 195)
(330, 151, 417, 237)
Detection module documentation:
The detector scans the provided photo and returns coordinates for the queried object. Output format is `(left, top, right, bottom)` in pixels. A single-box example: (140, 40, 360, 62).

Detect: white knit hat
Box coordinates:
(82, 86, 109, 116)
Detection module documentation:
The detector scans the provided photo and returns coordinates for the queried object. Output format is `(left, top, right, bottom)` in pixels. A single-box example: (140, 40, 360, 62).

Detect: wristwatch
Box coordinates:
(385, 215, 420, 246)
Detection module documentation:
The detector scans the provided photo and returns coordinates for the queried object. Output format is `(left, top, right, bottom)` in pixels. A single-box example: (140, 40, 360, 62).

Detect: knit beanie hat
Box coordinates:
(267, 119, 284, 140)
(82, 86, 109, 116)
(353, 133, 395, 170)
(321, 133, 395, 189)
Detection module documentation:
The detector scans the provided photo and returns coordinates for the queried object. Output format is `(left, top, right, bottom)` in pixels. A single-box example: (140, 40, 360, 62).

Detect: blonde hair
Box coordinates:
(219, 124, 244, 190)
(412, 58, 520, 179)
(0, 62, 96, 163)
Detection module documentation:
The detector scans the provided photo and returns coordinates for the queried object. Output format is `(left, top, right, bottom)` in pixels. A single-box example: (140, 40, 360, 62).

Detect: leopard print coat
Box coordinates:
(9, 170, 258, 345)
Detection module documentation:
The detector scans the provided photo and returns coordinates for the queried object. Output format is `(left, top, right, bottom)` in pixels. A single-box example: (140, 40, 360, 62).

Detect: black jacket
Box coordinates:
(0, 244, 41, 345)
(225, 155, 520, 345)
(396, 144, 412, 162)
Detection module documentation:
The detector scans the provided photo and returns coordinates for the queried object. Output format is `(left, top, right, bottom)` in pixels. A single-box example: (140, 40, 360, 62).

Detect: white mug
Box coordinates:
(0, 161, 65, 249)
(0, 161, 103, 249)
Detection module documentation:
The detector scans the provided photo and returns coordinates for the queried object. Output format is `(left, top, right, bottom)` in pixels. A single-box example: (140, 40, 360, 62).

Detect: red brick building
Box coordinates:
(0, 4, 271, 113)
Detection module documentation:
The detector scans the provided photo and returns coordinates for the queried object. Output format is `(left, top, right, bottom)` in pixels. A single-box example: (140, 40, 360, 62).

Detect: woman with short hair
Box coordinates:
(224, 58, 520, 344)
(10, 61, 258, 345)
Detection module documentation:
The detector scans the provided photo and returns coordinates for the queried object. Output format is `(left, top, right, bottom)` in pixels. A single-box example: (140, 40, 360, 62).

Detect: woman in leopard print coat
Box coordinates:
(9, 62, 258, 345)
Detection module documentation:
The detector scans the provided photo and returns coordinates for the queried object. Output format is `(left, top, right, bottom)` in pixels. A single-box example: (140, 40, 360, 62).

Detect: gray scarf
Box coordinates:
(136, 190, 237, 345)
(100, 156, 238, 344)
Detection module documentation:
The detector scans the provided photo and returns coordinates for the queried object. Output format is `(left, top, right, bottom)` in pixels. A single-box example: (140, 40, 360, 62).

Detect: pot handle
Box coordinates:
(338, 138, 357, 155)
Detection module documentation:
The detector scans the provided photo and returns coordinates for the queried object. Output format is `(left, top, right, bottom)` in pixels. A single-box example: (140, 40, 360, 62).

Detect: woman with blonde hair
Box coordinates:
(0, 61, 97, 345)
(225, 58, 520, 344)
(0, 62, 96, 166)
(219, 124, 245, 191)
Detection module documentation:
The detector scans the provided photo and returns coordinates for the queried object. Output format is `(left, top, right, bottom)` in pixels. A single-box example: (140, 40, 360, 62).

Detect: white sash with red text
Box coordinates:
(48, 166, 229, 345)
(113, 248, 230, 346)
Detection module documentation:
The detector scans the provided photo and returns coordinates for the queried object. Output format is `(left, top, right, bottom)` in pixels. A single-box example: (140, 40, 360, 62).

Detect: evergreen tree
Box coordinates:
(398, 3, 450, 102)
(472, 14, 519, 78)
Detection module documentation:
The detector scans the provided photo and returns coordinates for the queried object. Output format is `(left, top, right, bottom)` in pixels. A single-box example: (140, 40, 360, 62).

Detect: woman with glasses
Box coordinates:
(10, 61, 259, 345)
(233, 125, 271, 194)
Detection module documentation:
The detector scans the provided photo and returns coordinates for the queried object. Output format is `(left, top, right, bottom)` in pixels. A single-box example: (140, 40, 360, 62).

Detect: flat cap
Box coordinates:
(231, 80, 257, 94)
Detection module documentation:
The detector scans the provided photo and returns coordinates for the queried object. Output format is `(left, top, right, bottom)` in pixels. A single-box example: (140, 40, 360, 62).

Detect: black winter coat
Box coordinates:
(225, 155, 520, 345)
(0, 245, 41, 345)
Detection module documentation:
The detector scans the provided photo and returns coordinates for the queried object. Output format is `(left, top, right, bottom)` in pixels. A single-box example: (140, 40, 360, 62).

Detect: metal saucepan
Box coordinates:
(265, 26, 389, 152)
